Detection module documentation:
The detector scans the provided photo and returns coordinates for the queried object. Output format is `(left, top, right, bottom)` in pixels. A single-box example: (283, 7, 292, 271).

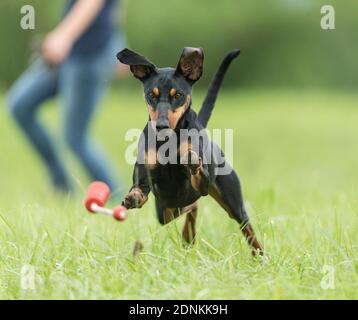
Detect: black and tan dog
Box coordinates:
(116, 47, 263, 255)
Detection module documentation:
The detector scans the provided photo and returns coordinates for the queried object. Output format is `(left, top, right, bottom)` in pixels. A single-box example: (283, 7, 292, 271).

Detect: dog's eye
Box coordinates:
(174, 93, 181, 100)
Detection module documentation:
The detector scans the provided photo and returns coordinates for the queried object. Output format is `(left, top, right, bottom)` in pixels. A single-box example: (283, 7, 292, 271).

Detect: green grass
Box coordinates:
(0, 88, 357, 299)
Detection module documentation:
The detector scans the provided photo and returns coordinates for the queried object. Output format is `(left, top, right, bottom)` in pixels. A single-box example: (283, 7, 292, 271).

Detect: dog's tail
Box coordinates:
(197, 49, 240, 128)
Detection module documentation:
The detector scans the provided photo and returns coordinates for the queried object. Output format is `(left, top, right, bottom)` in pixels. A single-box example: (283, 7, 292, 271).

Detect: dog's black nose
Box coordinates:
(156, 117, 170, 130)
(155, 103, 170, 130)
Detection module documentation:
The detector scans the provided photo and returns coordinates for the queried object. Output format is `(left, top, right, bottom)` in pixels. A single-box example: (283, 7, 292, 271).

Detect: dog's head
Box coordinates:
(117, 47, 204, 131)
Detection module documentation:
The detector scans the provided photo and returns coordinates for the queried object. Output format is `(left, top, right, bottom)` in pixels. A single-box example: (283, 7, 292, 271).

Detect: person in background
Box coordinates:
(7, 0, 125, 194)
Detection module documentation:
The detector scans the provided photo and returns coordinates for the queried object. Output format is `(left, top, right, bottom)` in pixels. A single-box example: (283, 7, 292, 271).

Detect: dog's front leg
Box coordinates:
(180, 148, 210, 196)
(190, 160, 210, 196)
(123, 162, 150, 209)
(123, 187, 148, 209)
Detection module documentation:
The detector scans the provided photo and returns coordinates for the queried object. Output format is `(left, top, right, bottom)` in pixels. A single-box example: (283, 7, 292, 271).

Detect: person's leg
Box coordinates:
(59, 42, 119, 193)
(7, 59, 71, 191)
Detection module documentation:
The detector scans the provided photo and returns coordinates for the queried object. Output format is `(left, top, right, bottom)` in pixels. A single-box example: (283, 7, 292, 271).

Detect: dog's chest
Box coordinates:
(149, 165, 199, 206)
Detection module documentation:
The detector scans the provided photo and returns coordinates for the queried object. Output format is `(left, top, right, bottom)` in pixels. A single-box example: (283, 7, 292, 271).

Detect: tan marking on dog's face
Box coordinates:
(145, 149, 157, 170)
(169, 88, 177, 97)
(152, 87, 159, 97)
(147, 105, 158, 121)
(167, 95, 191, 129)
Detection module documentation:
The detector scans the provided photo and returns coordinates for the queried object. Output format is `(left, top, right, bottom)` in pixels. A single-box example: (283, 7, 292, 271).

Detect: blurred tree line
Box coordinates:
(0, 0, 357, 90)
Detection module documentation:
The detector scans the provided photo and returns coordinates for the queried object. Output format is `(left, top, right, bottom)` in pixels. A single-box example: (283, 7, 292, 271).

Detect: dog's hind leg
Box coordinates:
(155, 199, 181, 225)
(181, 202, 198, 244)
(209, 170, 263, 256)
(155, 199, 197, 244)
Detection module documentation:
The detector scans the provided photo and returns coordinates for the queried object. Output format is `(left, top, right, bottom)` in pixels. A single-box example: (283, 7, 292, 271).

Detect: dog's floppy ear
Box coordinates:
(175, 47, 204, 84)
(116, 48, 157, 81)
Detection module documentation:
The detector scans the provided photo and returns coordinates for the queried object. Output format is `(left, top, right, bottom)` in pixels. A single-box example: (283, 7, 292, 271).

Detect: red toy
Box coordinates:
(85, 181, 128, 221)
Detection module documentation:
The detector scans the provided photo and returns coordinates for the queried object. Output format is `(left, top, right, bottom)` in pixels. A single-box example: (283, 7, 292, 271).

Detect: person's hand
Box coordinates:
(41, 29, 74, 65)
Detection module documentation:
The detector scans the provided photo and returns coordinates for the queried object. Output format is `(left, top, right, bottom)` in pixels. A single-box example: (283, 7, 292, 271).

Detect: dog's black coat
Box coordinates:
(116, 47, 263, 253)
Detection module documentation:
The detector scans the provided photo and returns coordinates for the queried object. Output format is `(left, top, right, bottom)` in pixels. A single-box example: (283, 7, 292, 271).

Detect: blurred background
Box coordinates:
(0, 0, 357, 197)
(0, 0, 357, 90)
(0, 0, 357, 198)
(0, 0, 358, 299)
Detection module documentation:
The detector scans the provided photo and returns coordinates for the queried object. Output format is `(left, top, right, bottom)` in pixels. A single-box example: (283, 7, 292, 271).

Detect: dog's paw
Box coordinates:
(180, 150, 202, 175)
(123, 188, 147, 209)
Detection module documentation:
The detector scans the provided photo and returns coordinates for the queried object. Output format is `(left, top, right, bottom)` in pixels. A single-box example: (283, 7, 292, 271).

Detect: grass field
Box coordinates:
(0, 88, 357, 299)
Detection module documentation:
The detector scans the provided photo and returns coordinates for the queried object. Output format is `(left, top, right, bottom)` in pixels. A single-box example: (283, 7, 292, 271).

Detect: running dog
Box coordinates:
(116, 47, 263, 255)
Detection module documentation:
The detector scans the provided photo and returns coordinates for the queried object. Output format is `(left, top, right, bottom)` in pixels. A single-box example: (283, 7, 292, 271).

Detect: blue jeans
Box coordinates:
(7, 38, 120, 193)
